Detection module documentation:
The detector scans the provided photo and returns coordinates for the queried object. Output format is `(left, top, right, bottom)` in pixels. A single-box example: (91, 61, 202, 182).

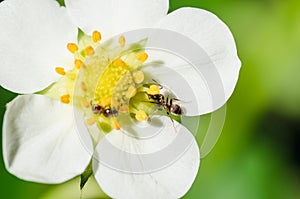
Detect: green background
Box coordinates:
(1, 0, 300, 198)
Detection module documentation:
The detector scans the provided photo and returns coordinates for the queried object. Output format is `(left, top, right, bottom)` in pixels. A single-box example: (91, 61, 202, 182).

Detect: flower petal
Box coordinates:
(93, 116, 200, 198)
(155, 8, 241, 114)
(65, 0, 169, 37)
(3, 95, 91, 183)
(0, 0, 77, 94)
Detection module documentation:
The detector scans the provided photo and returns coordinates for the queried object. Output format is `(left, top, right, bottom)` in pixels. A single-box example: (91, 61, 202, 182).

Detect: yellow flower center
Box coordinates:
(43, 30, 168, 136)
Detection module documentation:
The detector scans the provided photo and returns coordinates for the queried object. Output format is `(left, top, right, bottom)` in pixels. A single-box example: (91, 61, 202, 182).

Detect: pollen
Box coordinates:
(111, 119, 121, 130)
(147, 85, 160, 95)
(84, 46, 95, 56)
(60, 94, 70, 104)
(113, 58, 126, 67)
(118, 36, 126, 47)
(55, 67, 66, 75)
(94, 63, 129, 100)
(100, 97, 112, 107)
(92, 30, 102, 43)
(67, 43, 78, 54)
(136, 52, 148, 62)
(135, 110, 148, 121)
(75, 59, 83, 69)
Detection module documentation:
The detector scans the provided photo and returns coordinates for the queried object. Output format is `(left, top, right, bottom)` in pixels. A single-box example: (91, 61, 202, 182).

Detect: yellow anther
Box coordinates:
(133, 70, 144, 84)
(100, 97, 112, 107)
(92, 30, 102, 42)
(81, 82, 87, 92)
(113, 58, 126, 67)
(67, 43, 78, 54)
(75, 59, 83, 69)
(118, 36, 126, 47)
(81, 98, 90, 108)
(84, 46, 94, 56)
(86, 117, 96, 126)
(135, 110, 148, 121)
(60, 94, 70, 104)
(111, 119, 121, 131)
(55, 67, 66, 76)
(126, 85, 137, 99)
(147, 85, 160, 95)
(136, 52, 148, 62)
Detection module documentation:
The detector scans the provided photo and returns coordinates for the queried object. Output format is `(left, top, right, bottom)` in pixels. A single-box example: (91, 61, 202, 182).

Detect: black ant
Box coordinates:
(145, 81, 183, 127)
(147, 93, 183, 117)
(91, 102, 118, 118)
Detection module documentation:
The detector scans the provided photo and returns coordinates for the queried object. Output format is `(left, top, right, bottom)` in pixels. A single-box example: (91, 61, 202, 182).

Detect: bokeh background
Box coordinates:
(1, 0, 299, 198)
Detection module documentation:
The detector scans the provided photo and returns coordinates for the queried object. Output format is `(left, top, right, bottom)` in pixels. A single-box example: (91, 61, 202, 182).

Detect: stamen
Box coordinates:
(81, 98, 90, 108)
(118, 36, 126, 47)
(67, 43, 78, 54)
(111, 119, 121, 130)
(60, 94, 70, 104)
(136, 52, 148, 62)
(55, 67, 66, 75)
(75, 59, 83, 69)
(81, 82, 87, 92)
(84, 46, 95, 56)
(147, 85, 160, 95)
(132, 70, 144, 84)
(113, 58, 126, 67)
(135, 110, 148, 121)
(87, 117, 96, 125)
(92, 30, 102, 43)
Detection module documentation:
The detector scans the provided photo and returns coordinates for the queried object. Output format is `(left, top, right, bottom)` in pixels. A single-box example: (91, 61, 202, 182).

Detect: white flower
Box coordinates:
(0, 0, 241, 198)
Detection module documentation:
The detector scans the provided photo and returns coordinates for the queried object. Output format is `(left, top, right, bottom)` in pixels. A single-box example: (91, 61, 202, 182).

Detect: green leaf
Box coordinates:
(57, 0, 65, 7)
(80, 161, 93, 190)
(77, 28, 85, 43)
(40, 176, 109, 199)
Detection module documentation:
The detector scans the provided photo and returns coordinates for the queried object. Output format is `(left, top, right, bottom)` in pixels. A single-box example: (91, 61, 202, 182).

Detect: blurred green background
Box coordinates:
(1, 0, 300, 198)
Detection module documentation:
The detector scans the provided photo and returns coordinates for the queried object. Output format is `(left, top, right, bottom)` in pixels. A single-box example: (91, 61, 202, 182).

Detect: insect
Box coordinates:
(147, 93, 183, 117)
(146, 90, 183, 130)
(144, 80, 182, 118)
(91, 102, 118, 118)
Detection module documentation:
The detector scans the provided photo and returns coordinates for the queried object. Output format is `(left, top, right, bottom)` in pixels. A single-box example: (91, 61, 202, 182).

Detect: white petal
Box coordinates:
(111, 0, 169, 36)
(93, 117, 200, 198)
(154, 8, 241, 114)
(0, 0, 77, 94)
(3, 95, 91, 183)
(65, 0, 169, 37)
